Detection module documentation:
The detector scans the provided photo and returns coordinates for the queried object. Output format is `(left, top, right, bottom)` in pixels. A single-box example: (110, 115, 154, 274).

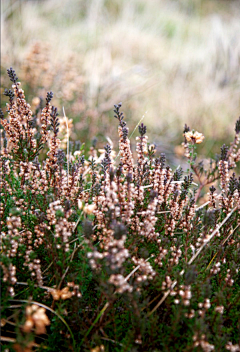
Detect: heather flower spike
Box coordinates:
(114, 102, 126, 127)
(0, 108, 4, 119)
(220, 144, 229, 161)
(173, 166, 183, 181)
(7, 67, 18, 83)
(46, 91, 54, 104)
(183, 124, 190, 133)
(139, 122, 147, 136)
(50, 106, 60, 135)
(235, 116, 240, 134)
(3, 89, 15, 103)
(209, 185, 216, 193)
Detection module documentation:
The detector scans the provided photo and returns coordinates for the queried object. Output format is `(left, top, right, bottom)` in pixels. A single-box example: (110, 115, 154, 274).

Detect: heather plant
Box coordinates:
(1, 41, 147, 150)
(1, 68, 240, 352)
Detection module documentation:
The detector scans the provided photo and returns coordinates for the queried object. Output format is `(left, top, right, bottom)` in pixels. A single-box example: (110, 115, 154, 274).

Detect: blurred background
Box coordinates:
(1, 0, 240, 163)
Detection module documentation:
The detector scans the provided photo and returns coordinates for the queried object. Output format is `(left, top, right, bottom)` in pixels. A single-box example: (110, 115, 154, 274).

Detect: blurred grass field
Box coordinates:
(2, 0, 240, 162)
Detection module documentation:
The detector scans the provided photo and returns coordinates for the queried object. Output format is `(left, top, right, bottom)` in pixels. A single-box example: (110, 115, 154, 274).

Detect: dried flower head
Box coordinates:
(184, 130, 205, 144)
(23, 304, 50, 335)
(84, 203, 96, 215)
(50, 286, 73, 300)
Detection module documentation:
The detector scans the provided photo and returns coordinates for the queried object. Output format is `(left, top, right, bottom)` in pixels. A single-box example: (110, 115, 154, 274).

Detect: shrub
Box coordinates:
(1, 68, 239, 352)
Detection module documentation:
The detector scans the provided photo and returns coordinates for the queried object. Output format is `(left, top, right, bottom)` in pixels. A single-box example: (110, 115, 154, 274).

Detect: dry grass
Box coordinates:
(2, 0, 240, 155)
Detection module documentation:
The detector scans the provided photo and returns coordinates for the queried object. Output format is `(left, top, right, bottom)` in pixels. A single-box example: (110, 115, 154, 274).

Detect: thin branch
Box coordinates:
(188, 207, 236, 265)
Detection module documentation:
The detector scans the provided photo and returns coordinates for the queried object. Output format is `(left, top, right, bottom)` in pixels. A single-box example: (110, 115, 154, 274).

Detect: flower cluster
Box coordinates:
(184, 130, 205, 144)
(23, 304, 50, 335)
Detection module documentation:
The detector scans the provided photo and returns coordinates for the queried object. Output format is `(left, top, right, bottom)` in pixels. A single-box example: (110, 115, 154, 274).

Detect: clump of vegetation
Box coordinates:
(1, 68, 240, 352)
